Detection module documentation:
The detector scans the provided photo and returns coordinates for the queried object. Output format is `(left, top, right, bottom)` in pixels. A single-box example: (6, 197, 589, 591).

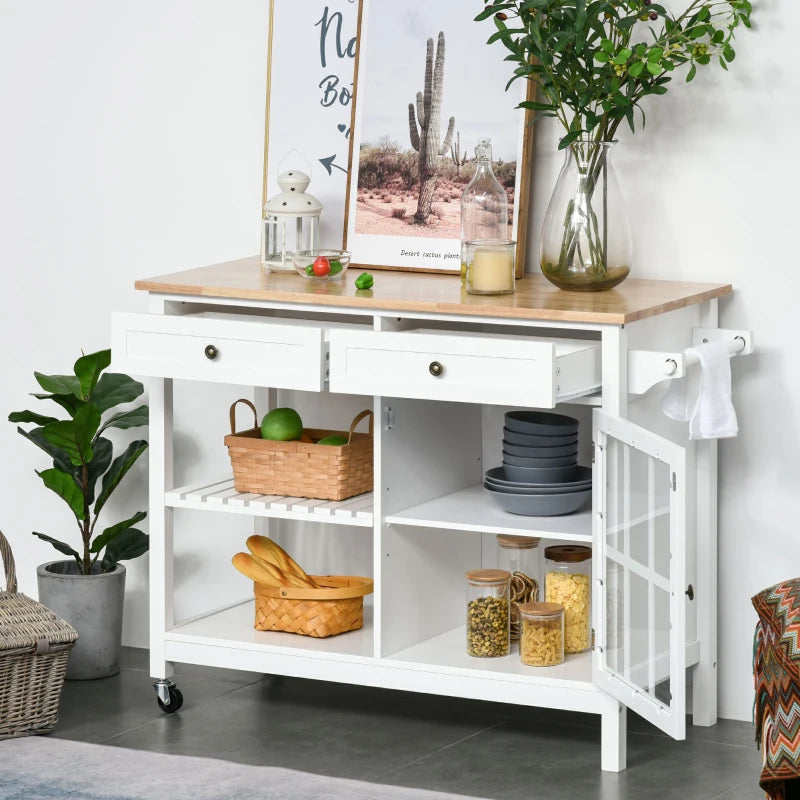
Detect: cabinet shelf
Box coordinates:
(386, 485, 592, 542)
(386, 626, 596, 690)
(167, 599, 375, 661)
(165, 478, 374, 527)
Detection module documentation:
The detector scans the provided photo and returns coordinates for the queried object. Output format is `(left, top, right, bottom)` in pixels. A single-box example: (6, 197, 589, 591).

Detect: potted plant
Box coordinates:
(8, 349, 149, 679)
(477, 0, 752, 290)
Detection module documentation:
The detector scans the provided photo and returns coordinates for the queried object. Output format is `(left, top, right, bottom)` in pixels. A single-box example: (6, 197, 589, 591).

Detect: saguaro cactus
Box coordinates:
(408, 31, 455, 223)
(451, 131, 467, 176)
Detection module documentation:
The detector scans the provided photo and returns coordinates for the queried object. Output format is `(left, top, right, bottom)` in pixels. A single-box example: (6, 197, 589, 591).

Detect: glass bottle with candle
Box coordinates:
(460, 138, 510, 285)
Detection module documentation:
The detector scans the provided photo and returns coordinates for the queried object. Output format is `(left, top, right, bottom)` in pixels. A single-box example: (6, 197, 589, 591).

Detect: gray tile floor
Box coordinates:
(52, 647, 764, 799)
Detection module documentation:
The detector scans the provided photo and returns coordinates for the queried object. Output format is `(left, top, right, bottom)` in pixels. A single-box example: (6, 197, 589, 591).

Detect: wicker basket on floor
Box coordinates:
(225, 401, 373, 502)
(0, 530, 78, 739)
(254, 575, 374, 638)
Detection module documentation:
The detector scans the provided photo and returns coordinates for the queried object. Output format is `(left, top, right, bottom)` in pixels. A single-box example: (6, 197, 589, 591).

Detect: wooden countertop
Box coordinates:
(135, 256, 731, 325)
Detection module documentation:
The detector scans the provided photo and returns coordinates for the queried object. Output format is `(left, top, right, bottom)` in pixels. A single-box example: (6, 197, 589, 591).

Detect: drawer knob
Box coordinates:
(429, 361, 444, 377)
(204, 344, 219, 360)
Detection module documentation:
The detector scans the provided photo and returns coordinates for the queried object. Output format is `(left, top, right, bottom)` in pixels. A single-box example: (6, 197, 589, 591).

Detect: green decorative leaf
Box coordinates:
(91, 511, 147, 554)
(628, 61, 645, 78)
(102, 528, 149, 571)
(41, 404, 101, 467)
(612, 48, 632, 65)
(646, 61, 662, 75)
(8, 410, 59, 426)
(686, 63, 697, 82)
(91, 373, 144, 413)
(98, 405, 149, 434)
(16, 426, 73, 474)
(94, 440, 148, 516)
(74, 349, 111, 401)
(32, 532, 81, 566)
(34, 372, 81, 398)
(30, 392, 81, 416)
(85, 437, 113, 505)
(723, 45, 736, 62)
(37, 468, 86, 520)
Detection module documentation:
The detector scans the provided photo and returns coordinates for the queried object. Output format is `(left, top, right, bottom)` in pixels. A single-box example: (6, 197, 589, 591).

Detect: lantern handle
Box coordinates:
(277, 149, 313, 179)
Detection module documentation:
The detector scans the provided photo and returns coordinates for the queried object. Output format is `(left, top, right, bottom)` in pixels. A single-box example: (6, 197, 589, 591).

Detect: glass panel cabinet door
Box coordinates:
(592, 412, 687, 740)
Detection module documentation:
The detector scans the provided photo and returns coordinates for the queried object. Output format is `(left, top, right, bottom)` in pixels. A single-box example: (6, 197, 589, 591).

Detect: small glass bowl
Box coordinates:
(292, 249, 351, 280)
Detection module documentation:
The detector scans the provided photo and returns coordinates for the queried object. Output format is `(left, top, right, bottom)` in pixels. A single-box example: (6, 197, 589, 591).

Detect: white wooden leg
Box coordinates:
(692, 300, 719, 727)
(149, 376, 174, 681)
(601, 699, 627, 772)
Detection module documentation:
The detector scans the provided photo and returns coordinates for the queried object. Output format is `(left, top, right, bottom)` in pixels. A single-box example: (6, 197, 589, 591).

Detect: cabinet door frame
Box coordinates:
(592, 411, 687, 741)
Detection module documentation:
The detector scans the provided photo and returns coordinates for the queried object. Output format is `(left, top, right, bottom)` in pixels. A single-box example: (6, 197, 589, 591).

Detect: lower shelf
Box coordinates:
(167, 599, 375, 660)
(387, 627, 593, 688)
(163, 601, 597, 696)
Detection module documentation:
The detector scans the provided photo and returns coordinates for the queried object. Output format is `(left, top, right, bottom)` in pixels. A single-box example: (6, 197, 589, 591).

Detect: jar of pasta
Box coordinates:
(466, 569, 511, 657)
(518, 602, 565, 666)
(496, 535, 540, 642)
(544, 545, 591, 654)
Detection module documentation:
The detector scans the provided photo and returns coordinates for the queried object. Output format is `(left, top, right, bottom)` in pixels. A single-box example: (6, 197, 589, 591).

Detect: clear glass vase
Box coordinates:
(540, 141, 632, 292)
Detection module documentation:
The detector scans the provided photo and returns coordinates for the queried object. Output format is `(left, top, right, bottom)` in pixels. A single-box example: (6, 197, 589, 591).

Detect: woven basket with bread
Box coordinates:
(232, 536, 373, 638)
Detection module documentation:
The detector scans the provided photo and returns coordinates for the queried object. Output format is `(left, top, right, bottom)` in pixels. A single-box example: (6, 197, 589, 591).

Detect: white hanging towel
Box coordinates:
(660, 341, 738, 439)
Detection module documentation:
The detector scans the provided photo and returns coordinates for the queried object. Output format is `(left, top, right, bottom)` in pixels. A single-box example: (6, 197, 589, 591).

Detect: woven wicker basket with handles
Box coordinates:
(224, 401, 373, 501)
(0, 530, 77, 739)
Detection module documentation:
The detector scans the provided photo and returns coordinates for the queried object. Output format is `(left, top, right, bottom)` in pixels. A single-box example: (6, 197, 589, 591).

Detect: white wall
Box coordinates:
(0, 0, 795, 723)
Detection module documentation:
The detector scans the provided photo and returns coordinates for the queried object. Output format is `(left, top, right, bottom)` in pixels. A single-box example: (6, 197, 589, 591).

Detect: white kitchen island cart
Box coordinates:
(112, 258, 751, 771)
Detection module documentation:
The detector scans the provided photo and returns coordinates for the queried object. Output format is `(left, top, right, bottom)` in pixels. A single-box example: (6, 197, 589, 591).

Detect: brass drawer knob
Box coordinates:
(429, 361, 444, 377)
(204, 344, 219, 360)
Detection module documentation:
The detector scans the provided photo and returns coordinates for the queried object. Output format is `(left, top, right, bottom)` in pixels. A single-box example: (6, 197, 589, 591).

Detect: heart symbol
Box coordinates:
(338, 124, 346, 132)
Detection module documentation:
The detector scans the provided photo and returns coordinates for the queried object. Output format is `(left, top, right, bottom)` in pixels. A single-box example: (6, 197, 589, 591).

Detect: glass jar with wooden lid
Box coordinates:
(518, 602, 565, 666)
(465, 569, 510, 657)
(544, 545, 591, 654)
(496, 535, 540, 642)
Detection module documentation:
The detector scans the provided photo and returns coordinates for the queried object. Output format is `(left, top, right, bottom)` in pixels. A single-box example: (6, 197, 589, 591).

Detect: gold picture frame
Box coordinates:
(261, 0, 360, 250)
(342, 0, 534, 277)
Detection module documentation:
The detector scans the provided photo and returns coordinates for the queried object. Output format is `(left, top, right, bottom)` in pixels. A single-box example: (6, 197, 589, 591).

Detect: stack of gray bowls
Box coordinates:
(484, 411, 592, 516)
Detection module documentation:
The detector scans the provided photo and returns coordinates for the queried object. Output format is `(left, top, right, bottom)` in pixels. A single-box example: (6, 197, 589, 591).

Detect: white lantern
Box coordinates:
(261, 170, 323, 272)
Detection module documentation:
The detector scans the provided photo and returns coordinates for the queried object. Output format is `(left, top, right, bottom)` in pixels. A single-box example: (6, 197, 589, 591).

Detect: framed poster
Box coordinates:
(343, 0, 534, 275)
(262, 0, 359, 249)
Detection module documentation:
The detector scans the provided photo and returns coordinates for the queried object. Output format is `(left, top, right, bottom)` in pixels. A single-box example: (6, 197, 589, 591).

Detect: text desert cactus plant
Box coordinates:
(451, 131, 468, 176)
(408, 31, 455, 222)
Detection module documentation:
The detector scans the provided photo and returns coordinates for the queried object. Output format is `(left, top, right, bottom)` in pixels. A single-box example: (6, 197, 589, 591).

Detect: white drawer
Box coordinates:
(329, 329, 600, 407)
(112, 312, 325, 391)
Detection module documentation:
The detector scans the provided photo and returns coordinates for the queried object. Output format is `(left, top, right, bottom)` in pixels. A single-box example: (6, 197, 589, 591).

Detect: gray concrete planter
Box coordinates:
(37, 560, 126, 680)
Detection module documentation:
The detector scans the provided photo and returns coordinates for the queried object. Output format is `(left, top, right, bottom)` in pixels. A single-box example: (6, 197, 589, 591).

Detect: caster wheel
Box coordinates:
(156, 686, 184, 714)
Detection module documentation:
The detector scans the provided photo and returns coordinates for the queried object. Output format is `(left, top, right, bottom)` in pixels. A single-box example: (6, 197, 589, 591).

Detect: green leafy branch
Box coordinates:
(477, 0, 752, 149)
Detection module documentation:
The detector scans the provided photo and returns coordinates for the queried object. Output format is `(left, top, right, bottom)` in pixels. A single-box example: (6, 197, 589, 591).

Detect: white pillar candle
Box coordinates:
(470, 248, 515, 293)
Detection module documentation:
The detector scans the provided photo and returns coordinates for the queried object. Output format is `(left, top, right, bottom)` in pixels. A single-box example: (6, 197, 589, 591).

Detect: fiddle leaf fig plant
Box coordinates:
(9, 349, 149, 575)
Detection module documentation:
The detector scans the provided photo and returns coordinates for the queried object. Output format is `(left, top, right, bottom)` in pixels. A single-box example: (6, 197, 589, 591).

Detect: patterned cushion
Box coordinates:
(753, 579, 800, 799)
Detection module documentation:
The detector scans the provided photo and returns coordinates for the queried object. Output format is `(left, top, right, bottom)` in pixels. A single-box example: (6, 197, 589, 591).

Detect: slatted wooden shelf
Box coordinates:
(165, 478, 374, 527)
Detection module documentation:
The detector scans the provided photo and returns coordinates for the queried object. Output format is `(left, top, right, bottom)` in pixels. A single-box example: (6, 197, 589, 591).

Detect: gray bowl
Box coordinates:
(497, 461, 579, 482)
(502, 427, 578, 448)
(505, 410, 579, 436)
(502, 440, 578, 459)
(485, 484, 592, 516)
(484, 479, 591, 495)
(502, 448, 577, 467)
(486, 465, 591, 488)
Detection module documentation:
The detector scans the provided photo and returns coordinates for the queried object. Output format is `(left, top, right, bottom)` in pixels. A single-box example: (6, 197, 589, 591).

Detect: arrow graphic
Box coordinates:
(320, 155, 348, 176)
